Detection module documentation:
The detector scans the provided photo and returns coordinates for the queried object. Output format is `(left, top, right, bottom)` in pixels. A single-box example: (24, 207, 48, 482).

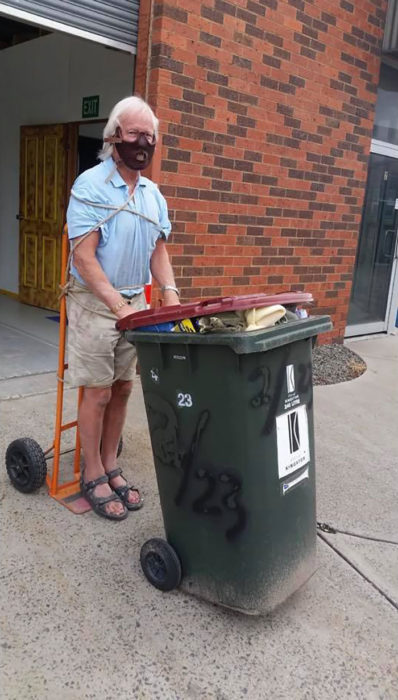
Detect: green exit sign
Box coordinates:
(82, 95, 99, 119)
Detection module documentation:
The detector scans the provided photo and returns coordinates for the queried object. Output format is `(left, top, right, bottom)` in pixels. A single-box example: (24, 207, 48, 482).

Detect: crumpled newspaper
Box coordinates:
(197, 304, 293, 333)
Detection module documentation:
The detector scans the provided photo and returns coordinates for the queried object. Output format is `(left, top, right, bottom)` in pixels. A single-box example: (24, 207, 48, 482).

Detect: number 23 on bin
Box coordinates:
(177, 392, 193, 408)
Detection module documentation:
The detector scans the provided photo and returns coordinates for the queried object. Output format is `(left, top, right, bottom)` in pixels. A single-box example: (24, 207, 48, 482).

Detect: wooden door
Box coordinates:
(19, 124, 68, 310)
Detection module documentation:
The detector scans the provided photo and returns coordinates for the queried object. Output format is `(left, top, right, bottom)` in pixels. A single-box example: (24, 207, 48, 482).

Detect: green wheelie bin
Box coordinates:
(118, 294, 332, 615)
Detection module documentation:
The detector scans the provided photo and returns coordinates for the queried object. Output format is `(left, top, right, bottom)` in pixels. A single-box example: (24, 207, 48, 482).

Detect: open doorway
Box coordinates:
(77, 122, 104, 175)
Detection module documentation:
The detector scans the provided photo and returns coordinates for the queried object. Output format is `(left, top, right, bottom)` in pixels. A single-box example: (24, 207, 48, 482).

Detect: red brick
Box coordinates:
(137, 0, 387, 340)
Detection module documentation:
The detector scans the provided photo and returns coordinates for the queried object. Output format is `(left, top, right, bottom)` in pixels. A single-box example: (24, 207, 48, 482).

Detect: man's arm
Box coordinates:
(72, 231, 132, 319)
(150, 238, 180, 306)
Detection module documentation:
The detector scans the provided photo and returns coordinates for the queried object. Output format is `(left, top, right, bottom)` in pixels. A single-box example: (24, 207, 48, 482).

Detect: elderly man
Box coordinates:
(66, 96, 179, 521)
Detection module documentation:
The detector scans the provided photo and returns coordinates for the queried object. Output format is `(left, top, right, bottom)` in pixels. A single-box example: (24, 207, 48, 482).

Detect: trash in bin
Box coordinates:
(197, 303, 288, 333)
(173, 318, 198, 333)
(119, 292, 314, 335)
(117, 293, 332, 614)
(134, 321, 175, 333)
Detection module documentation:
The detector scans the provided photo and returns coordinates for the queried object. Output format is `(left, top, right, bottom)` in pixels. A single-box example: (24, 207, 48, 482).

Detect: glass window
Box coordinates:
(373, 63, 398, 146)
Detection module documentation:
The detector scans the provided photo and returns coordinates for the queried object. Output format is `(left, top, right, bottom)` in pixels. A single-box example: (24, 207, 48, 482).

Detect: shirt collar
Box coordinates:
(103, 157, 146, 189)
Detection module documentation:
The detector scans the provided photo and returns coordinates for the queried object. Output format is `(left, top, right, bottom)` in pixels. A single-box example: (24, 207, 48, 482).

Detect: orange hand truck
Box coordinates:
(5, 226, 151, 513)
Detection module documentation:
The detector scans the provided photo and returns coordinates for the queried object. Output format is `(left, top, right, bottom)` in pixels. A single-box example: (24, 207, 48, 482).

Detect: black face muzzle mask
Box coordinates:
(114, 130, 156, 171)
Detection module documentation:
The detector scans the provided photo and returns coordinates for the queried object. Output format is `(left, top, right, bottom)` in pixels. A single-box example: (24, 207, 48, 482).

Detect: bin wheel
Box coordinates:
(140, 538, 182, 592)
(6, 438, 47, 493)
(117, 436, 123, 458)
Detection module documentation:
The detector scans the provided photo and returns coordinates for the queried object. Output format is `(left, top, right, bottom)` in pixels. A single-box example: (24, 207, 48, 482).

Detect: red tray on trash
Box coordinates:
(116, 292, 313, 331)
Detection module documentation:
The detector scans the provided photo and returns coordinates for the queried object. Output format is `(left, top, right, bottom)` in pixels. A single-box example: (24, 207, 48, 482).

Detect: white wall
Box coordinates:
(0, 32, 134, 293)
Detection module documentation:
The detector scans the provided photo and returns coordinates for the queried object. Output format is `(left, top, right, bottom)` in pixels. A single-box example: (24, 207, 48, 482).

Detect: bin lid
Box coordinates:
(123, 315, 332, 354)
(116, 292, 314, 331)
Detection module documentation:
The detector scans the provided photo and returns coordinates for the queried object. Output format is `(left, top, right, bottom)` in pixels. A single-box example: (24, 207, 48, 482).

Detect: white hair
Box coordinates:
(98, 96, 159, 161)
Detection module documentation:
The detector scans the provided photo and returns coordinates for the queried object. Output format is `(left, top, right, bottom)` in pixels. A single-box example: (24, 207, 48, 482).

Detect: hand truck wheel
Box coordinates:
(6, 437, 47, 493)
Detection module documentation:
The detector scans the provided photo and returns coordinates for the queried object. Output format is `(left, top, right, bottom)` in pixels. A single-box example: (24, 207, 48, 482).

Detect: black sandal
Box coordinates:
(80, 474, 128, 521)
(107, 467, 144, 511)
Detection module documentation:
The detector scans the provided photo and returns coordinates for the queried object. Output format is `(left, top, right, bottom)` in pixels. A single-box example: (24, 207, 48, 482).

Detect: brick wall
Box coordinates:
(136, 0, 387, 341)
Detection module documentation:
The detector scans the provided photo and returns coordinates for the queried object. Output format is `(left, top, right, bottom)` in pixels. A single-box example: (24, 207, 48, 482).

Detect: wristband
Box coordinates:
(110, 299, 128, 314)
(161, 285, 180, 297)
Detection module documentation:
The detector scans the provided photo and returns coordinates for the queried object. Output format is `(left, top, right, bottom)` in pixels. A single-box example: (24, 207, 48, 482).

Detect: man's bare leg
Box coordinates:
(79, 386, 125, 516)
(101, 379, 141, 505)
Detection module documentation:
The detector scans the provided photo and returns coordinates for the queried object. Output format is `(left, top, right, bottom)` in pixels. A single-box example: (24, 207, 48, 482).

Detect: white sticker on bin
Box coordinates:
(276, 404, 310, 479)
(282, 467, 309, 495)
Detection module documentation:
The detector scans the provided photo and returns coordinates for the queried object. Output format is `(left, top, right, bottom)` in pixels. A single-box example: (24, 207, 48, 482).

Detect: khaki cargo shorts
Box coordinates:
(66, 277, 146, 388)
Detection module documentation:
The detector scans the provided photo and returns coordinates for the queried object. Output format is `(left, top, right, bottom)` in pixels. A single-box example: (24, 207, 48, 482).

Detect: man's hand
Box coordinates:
(114, 304, 137, 321)
(162, 289, 181, 306)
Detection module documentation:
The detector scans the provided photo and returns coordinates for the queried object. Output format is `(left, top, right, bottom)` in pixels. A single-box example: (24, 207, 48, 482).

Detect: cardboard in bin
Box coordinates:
(116, 292, 313, 332)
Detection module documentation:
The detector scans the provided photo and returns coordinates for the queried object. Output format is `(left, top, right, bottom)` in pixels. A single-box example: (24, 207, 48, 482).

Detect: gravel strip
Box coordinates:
(312, 344, 367, 386)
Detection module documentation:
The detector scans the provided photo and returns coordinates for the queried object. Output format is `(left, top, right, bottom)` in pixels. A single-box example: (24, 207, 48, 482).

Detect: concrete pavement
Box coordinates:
(0, 334, 397, 699)
(315, 335, 398, 613)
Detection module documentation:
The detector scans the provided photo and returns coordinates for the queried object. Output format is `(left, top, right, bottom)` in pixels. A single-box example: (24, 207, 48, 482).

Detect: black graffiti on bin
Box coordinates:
(192, 468, 247, 542)
(249, 366, 272, 410)
(249, 347, 291, 435)
(145, 393, 247, 541)
(146, 392, 182, 469)
(297, 362, 313, 410)
(192, 468, 221, 516)
(175, 409, 209, 507)
(219, 472, 247, 541)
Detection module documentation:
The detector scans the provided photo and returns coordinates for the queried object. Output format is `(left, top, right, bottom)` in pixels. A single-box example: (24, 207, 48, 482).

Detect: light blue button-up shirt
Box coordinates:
(66, 157, 171, 295)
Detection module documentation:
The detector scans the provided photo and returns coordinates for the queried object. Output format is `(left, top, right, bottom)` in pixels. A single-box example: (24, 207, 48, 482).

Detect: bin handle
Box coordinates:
(192, 293, 314, 315)
(190, 297, 235, 315)
(199, 297, 232, 308)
